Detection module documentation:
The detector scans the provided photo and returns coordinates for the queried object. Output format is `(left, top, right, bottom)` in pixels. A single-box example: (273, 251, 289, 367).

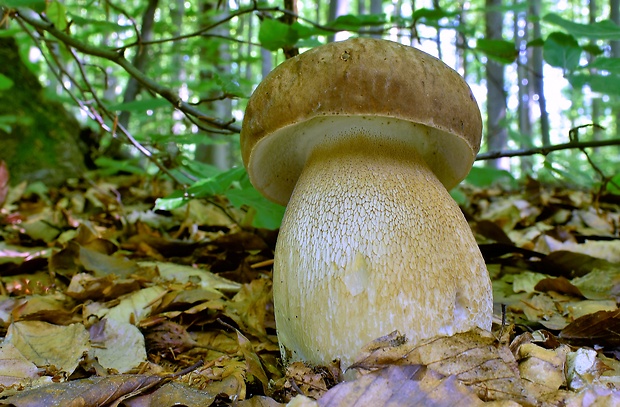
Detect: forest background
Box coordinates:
(2, 0, 620, 405)
(2, 0, 620, 216)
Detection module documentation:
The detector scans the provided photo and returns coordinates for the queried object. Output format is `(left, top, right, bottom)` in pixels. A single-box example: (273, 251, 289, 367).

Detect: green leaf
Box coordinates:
(68, 14, 130, 34)
(586, 57, 620, 73)
(543, 32, 582, 71)
(226, 186, 285, 230)
(187, 167, 246, 198)
(0, 28, 24, 38)
(475, 39, 518, 64)
(94, 157, 146, 176)
(326, 13, 387, 30)
(258, 19, 299, 51)
(607, 174, 620, 195)
(0, 74, 14, 91)
(291, 21, 329, 39)
(109, 98, 170, 112)
(465, 166, 516, 188)
(154, 190, 188, 211)
(412, 7, 458, 21)
(0, 115, 18, 133)
(526, 37, 545, 48)
(46, 0, 67, 31)
(544, 13, 620, 40)
(214, 73, 245, 97)
(568, 72, 620, 96)
(1, 0, 45, 9)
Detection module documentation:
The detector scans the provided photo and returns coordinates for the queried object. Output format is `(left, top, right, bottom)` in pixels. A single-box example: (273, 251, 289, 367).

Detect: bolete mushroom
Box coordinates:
(240, 37, 493, 369)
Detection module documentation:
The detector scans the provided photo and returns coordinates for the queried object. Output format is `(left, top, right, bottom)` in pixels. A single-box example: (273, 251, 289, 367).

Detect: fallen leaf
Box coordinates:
(559, 309, 620, 348)
(4, 321, 89, 375)
(318, 365, 485, 407)
(351, 329, 534, 405)
(89, 318, 147, 373)
(0, 373, 164, 406)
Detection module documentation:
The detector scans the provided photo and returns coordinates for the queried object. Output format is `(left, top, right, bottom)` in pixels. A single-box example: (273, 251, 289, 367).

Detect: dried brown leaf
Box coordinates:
(534, 276, 584, 298)
(0, 374, 164, 407)
(352, 329, 534, 405)
(559, 309, 620, 348)
(318, 365, 485, 407)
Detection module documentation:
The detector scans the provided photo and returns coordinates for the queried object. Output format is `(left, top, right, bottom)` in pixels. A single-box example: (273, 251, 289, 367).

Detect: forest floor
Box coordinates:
(1, 167, 620, 406)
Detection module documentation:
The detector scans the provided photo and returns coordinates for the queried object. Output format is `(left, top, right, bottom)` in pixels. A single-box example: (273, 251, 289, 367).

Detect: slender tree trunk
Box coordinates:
(327, 0, 349, 42)
(485, 0, 509, 169)
(433, 0, 441, 58)
(117, 0, 158, 131)
(455, 1, 468, 76)
(195, 0, 233, 169)
(589, 0, 602, 145)
(107, 0, 158, 158)
(369, 0, 383, 38)
(610, 0, 620, 135)
(530, 0, 550, 146)
(515, 2, 532, 174)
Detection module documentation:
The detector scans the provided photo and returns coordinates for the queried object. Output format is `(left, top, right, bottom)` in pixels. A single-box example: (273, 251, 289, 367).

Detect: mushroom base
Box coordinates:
(273, 135, 492, 370)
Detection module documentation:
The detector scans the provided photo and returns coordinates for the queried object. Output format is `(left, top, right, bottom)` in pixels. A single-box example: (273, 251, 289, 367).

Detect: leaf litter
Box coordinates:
(0, 171, 620, 405)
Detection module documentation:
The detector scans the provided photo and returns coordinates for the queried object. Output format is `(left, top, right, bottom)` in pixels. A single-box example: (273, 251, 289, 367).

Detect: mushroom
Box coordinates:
(240, 37, 493, 369)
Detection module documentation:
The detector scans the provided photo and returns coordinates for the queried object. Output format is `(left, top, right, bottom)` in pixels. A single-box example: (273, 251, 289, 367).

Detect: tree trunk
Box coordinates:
(529, 0, 550, 147)
(327, 0, 350, 42)
(108, 0, 159, 158)
(515, 3, 533, 174)
(589, 0, 602, 145)
(485, 0, 509, 169)
(610, 0, 620, 135)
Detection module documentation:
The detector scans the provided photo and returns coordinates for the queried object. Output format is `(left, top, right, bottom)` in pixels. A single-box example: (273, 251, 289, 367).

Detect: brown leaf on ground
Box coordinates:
(534, 276, 584, 298)
(0, 374, 165, 407)
(351, 329, 535, 405)
(559, 309, 620, 348)
(317, 365, 485, 407)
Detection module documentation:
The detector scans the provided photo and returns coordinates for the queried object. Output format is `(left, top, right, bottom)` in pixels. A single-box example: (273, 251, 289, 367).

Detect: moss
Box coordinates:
(0, 37, 87, 186)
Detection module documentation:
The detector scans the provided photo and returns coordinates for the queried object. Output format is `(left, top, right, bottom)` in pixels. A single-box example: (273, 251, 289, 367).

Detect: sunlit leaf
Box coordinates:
(544, 13, 620, 40)
(258, 19, 299, 51)
(475, 39, 518, 64)
(585, 57, 620, 73)
(0, 74, 14, 91)
(109, 98, 170, 112)
(45, 0, 67, 31)
(543, 32, 582, 71)
(464, 166, 516, 188)
(568, 72, 620, 95)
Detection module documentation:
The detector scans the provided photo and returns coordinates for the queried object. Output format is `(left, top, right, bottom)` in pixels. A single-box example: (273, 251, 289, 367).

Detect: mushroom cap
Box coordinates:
(241, 37, 482, 206)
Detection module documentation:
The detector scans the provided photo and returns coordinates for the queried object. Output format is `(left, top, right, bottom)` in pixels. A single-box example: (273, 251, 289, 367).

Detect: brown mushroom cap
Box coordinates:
(241, 37, 482, 206)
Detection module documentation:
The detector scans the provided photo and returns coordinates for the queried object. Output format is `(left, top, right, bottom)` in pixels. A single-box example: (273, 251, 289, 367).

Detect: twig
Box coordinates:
(476, 137, 620, 160)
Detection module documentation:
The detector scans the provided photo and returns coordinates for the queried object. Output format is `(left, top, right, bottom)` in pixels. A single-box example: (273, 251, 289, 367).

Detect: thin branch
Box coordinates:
(14, 8, 241, 134)
(476, 137, 620, 161)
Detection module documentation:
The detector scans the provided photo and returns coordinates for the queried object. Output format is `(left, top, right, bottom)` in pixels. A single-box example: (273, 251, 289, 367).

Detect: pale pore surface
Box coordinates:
(273, 138, 493, 369)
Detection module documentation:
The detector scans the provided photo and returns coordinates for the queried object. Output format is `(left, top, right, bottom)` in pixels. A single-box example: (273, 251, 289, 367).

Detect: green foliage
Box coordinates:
(543, 32, 582, 71)
(0, 73, 14, 91)
(109, 98, 170, 113)
(155, 167, 285, 230)
(475, 39, 518, 64)
(465, 166, 517, 189)
(94, 157, 147, 176)
(544, 13, 620, 40)
(45, 0, 68, 31)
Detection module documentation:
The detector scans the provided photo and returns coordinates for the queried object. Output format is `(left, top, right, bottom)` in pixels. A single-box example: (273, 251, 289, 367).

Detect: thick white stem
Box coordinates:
(273, 136, 492, 369)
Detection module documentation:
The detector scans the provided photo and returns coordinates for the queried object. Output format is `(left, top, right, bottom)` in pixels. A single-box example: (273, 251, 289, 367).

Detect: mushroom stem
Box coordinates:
(273, 133, 492, 369)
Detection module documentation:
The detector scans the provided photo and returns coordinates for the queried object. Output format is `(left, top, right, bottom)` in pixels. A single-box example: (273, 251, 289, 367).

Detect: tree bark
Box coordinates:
(485, 0, 509, 169)
(515, 2, 533, 174)
(529, 0, 550, 147)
